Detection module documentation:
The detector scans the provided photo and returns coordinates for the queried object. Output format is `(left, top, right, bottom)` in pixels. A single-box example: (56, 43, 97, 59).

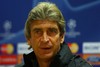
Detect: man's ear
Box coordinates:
(60, 33, 65, 44)
(27, 39, 32, 49)
(27, 39, 31, 46)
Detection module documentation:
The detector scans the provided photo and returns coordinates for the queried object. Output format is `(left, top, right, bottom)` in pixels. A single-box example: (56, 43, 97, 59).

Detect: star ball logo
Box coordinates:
(0, 44, 14, 54)
(66, 19, 80, 38)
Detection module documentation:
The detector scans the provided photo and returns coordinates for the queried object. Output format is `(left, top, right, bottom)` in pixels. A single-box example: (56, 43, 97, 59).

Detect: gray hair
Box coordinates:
(24, 2, 65, 39)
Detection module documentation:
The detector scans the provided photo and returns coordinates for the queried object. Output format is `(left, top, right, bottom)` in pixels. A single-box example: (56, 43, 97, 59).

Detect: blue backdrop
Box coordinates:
(0, 0, 100, 67)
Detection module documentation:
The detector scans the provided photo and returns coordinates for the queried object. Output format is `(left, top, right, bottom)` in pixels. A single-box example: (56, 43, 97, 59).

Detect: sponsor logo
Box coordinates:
(83, 54, 100, 65)
(0, 44, 14, 54)
(17, 54, 23, 64)
(68, 42, 79, 53)
(0, 65, 15, 67)
(87, 56, 100, 62)
(17, 43, 32, 54)
(0, 55, 17, 65)
(83, 42, 100, 53)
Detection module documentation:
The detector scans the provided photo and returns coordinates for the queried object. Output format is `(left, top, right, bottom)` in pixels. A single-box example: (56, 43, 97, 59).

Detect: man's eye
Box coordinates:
(48, 28, 58, 36)
(33, 29, 42, 36)
(50, 29, 57, 33)
(34, 30, 42, 34)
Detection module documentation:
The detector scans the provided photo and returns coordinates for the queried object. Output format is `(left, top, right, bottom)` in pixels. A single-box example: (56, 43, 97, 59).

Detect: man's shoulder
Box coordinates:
(15, 52, 35, 67)
(68, 55, 93, 67)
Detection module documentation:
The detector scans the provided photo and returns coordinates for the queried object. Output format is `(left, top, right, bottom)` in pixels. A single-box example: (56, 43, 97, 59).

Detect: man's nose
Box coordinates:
(41, 32, 49, 42)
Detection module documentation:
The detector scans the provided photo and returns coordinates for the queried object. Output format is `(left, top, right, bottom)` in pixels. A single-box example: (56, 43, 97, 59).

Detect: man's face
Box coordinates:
(27, 20, 64, 60)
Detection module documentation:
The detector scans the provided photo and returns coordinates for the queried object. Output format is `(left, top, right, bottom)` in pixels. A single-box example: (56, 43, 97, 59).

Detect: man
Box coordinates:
(16, 2, 93, 67)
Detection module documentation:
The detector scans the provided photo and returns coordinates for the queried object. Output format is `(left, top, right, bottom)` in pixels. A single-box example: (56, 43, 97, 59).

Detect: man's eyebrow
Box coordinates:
(48, 27, 58, 30)
(32, 28, 42, 31)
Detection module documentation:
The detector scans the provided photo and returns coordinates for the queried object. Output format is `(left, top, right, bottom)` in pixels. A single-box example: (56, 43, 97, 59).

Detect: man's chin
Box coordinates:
(38, 53, 53, 60)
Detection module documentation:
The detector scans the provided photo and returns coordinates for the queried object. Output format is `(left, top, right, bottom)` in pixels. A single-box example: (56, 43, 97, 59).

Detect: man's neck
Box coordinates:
(37, 58, 52, 67)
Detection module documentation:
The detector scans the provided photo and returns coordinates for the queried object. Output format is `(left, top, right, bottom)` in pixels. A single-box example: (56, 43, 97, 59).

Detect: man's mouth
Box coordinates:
(41, 47, 51, 50)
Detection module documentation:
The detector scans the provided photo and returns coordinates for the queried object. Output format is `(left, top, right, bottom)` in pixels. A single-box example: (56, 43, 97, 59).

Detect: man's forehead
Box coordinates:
(31, 24, 59, 30)
(30, 20, 58, 27)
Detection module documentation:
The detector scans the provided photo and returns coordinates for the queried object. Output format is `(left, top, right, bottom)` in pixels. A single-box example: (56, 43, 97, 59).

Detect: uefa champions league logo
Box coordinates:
(67, 19, 76, 32)
(0, 20, 15, 40)
(3, 20, 12, 34)
(66, 19, 80, 38)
